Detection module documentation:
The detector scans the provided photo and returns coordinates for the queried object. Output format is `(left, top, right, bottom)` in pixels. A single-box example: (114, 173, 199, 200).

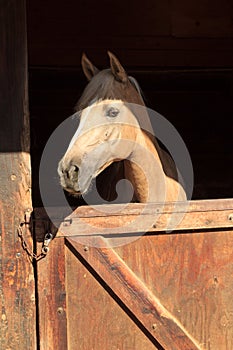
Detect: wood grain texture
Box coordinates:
(114, 229, 233, 349)
(56, 199, 233, 238)
(33, 199, 233, 242)
(0, 1, 36, 348)
(66, 237, 201, 350)
(35, 199, 233, 349)
(37, 238, 68, 350)
(65, 243, 160, 350)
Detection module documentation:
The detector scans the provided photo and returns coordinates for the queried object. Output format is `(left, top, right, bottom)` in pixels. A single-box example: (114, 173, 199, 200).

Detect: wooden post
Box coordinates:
(0, 1, 36, 349)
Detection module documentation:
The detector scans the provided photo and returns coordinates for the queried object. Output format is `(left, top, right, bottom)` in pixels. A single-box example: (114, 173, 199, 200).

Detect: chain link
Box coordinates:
(17, 222, 52, 262)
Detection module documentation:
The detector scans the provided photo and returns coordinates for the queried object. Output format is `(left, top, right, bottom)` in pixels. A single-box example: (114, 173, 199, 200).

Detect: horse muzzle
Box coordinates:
(58, 161, 81, 194)
(58, 159, 93, 195)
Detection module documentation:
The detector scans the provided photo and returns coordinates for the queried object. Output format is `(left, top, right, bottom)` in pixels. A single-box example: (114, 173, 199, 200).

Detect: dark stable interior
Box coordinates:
(27, 0, 233, 207)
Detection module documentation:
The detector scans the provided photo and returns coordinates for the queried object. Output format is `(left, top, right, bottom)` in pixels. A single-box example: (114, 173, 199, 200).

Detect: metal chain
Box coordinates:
(17, 222, 53, 262)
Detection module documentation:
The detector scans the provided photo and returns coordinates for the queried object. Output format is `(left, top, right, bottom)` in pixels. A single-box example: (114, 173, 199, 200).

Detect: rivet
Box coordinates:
(16, 252, 21, 258)
(152, 224, 157, 229)
(152, 324, 157, 330)
(228, 214, 233, 221)
(84, 246, 89, 252)
(10, 174, 17, 181)
(63, 218, 72, 227)
(57, 307, 64, 315)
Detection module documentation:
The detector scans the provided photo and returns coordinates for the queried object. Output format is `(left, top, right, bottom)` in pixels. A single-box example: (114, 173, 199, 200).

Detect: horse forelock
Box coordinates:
(75, 69, 144, 112)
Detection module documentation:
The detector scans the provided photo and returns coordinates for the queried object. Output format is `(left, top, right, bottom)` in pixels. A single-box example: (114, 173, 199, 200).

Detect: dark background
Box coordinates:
(26, 0, 233, 206)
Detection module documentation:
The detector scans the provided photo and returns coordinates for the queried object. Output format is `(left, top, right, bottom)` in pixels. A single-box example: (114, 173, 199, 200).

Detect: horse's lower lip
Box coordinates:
(63, 179, 91, 196)
(64, 187, 82, 196)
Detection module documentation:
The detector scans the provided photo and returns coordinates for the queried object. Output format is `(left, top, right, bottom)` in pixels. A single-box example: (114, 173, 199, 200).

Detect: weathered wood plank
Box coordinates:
(35, 199, 233, 349)
(114, 229, 233, 349)
(65, 244, 161, 350)
(55, 199, 233, 238)
(0, 1, 36, 348)
(66, 237, 202, 350)
(37, 238, 68, 350)
(33, 200, 233, 241)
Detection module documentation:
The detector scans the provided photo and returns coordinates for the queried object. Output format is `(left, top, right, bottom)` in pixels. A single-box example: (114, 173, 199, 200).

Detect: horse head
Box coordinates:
(58, 52, 146, 198)
(58, 52, 187, 203)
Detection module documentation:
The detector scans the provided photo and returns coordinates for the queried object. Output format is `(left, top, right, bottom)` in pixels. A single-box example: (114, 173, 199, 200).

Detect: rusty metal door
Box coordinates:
(36, 199, 233, 350)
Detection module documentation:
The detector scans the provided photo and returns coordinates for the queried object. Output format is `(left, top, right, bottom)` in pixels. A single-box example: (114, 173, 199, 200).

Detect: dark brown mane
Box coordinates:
(75, 69, 145, 111)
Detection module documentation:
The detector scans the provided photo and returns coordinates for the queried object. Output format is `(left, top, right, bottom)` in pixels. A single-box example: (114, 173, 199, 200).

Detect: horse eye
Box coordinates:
(106, 107, 120, 118)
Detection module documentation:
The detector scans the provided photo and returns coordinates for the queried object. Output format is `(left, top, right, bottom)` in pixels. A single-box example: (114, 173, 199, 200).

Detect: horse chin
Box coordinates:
(64, 176, 94, 198)
(63, 187, 82, 198)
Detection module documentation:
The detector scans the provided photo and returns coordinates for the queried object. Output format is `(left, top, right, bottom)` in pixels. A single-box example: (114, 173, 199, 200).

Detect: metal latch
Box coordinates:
(41, 232, 53, 255)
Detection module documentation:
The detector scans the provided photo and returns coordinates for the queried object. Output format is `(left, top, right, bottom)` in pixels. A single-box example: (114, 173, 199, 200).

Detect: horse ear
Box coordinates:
(108, 51, 128, 83)
(81, 53, 99, 81)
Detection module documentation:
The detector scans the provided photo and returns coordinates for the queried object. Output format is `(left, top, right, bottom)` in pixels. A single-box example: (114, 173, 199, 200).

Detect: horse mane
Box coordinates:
(128, 76, 144, 98)
(75, 69, 145, 111)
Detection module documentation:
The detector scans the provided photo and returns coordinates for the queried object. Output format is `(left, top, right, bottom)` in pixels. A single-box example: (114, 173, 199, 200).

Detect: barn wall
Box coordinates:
(0, 1, 36, 349)
(27, 0, 233, 206)
(27, 0, 233, 68)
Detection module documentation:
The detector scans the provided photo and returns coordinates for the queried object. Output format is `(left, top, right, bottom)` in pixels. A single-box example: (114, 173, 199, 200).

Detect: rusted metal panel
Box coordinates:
(0, 1, 36, 348)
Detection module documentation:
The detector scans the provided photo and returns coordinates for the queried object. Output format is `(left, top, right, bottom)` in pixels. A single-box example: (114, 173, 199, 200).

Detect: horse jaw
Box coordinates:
(78, 143, 131, 194)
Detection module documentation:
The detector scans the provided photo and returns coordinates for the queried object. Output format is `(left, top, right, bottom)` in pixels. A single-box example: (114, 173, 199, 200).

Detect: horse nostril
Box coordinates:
(70, 165, 79, 179)
(60, 164, 79, 180)
(73, 165, 79, 173)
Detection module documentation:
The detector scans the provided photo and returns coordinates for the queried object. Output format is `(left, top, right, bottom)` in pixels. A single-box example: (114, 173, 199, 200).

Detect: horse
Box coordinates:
(58, 52, 186, 204)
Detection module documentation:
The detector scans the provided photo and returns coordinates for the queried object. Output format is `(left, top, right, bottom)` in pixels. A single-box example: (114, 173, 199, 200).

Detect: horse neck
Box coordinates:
(124, 130, 166, 202)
